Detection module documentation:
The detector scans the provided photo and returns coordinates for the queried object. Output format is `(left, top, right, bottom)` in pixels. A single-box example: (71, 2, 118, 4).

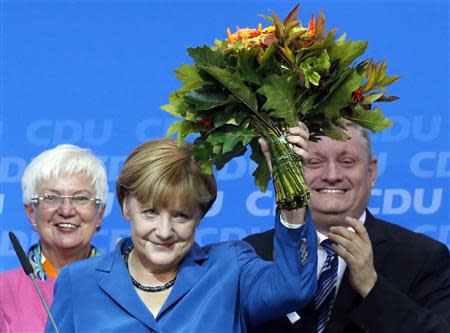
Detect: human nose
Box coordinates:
(321, 161, 342, 183)
(56, 197, 76, 216)
(155, 215, 173, 240)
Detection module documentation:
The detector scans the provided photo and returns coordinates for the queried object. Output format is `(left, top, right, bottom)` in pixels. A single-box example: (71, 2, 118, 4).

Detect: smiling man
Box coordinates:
(244, 123, 450, 333)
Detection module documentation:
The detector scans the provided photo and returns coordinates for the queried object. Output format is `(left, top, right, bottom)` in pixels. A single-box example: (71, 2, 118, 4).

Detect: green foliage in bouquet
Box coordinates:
(162, 4, 399, 209)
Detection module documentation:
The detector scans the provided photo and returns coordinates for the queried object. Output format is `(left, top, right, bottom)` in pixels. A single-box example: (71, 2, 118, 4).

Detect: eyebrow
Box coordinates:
(39, 189, 93, 195)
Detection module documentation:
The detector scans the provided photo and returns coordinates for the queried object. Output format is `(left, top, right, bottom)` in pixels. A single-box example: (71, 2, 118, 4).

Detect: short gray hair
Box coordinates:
(346, 122, 373, 160)
(22, 144, 108, 205)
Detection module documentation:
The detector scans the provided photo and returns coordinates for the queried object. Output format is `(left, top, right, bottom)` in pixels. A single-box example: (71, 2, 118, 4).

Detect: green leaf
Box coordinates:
(336, 33, 346, 45)
(206, 127, 256, 153)
(319, 70, 364, 117)
(257, 74, 297, 125)
(161, 103, 181, 117)
(200, 161, 214, 174)
(299, 50, 330, 87)
(302, 69, 320, 87)
(345, 105, 393, 132)
(259, 14, 274, 25)
(328, 40, 368, 68)
(161, 89, 193, 117)
(320, 121, 350, 140)
(317, 49, 331, 68)
(166, 120, 184, 137)
(215, 144, 247, 169)
(362, 92, 383, 104)
(379, 75, 400, 87)
(238, 49, 262, 85)
(166, 120, 196, 145)
(379, 60, 387, 78)
(174, 64, 204, 90)
(193, 138, 213, 162)
(298, 90, 318, 116)
(258, 41, 279, 65)
(212, 143, 222, 154)
(249, 139, 271, 192)
(214, 105, 248, 127)
(200, 66, 258, 112)
(185, 88, 230, 110)
(188, 46, 225, 68)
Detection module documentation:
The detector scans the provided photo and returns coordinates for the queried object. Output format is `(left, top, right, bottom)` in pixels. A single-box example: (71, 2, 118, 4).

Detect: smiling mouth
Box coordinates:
(152, 242, 174, 249)
(55, 223, 78, 229)
(317, 188, 347, 194)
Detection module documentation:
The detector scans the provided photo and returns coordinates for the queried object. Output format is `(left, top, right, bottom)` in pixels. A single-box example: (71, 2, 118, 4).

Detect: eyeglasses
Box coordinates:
(31, 193, 102, 208)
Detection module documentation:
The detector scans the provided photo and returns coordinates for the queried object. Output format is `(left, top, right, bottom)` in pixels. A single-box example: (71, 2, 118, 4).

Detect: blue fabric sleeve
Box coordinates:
(45, 266, 75, 333)
(239, 210, 318, 327)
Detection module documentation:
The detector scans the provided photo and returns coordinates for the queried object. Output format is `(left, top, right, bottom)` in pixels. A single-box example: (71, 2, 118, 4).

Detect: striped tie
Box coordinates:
(314, 239, 338, 333)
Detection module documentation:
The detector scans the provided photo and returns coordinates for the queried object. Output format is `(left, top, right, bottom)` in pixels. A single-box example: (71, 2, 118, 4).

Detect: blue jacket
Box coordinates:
(46, 217, 317, 333)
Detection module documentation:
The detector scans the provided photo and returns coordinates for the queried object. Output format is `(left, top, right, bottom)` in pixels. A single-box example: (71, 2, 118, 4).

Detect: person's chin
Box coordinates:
(149, 256, 177, 270)
(54, 239, 86, 251)
(312, 204, 350, 217)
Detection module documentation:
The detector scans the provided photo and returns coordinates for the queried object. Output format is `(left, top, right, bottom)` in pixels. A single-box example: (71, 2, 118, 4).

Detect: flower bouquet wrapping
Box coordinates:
(162, 4, 399, 210)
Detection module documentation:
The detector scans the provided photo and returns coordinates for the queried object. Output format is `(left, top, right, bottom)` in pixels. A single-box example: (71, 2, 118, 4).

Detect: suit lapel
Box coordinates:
(96, 239, 157, 330)
(157, 242, 208, 319)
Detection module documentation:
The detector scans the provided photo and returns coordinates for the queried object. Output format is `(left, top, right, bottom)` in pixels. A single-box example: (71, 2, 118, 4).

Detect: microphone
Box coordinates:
(9, 231, 34, 274)
(8, 231, 61, 333)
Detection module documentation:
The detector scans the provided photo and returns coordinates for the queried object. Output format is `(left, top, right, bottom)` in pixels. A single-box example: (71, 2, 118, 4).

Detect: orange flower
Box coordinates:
(307, 14, 316, 37)
(226, 24, 277, 49)
(237, 28, 261, 40)
(226, 28, 235, 43)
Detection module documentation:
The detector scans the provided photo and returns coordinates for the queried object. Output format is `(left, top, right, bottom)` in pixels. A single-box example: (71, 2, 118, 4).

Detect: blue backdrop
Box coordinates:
(1, 0, 449, 271)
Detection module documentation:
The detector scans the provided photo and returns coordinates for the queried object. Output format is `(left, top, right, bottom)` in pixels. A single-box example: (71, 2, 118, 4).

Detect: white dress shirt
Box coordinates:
(285, 211, 367, 324)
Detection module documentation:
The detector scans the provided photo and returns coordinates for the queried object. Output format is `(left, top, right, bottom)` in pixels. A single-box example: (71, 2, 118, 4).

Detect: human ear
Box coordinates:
(368, 156, 378, 187)
(122, 196, 132, 221)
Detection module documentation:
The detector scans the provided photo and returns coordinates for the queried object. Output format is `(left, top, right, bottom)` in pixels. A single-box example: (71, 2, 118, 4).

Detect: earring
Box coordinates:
(32, 223, 38, 230)
(96, 225, 101, 232)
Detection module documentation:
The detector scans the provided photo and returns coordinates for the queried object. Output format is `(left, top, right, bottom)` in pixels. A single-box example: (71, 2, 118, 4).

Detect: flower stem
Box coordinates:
(268, 134, 310, 210)
(251, 116, 309, 209)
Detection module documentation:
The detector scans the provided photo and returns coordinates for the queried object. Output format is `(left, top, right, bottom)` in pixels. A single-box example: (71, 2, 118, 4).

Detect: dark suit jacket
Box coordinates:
(244, 211, 450, 333)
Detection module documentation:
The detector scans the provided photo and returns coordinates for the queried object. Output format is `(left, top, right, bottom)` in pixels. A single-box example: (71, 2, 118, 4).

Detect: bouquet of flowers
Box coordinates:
(162, 4, 399, 210)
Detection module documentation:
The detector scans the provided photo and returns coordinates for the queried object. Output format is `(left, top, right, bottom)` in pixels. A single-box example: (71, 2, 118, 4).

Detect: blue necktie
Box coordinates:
(314, 239, 338, 333)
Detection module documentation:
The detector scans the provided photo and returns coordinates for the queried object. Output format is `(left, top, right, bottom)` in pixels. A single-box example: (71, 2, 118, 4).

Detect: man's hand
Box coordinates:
(327, 217, 378, 297)
(259, 122, 310, 226)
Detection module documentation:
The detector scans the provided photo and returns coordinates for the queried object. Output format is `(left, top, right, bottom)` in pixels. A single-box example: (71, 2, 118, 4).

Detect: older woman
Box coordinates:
(0, 144, 108, 333)
(47, 125, 317, 333)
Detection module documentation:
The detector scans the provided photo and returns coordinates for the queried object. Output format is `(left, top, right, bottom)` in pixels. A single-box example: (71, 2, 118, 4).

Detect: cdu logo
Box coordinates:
(26, 120, 113, 146)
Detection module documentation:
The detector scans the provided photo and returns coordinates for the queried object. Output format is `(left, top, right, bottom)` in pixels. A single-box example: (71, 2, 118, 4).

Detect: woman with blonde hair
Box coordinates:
(47, 123, 317, 333)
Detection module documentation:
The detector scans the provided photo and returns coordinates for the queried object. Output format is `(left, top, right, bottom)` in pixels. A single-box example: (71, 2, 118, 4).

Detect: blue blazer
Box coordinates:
(46, 217, 317, 333)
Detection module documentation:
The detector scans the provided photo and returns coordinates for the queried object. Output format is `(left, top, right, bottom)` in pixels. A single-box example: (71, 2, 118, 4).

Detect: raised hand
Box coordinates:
(328, 216, 377, 297)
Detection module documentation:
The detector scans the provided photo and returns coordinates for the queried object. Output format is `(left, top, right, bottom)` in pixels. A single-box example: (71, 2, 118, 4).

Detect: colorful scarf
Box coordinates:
(28, 242, 100, 280)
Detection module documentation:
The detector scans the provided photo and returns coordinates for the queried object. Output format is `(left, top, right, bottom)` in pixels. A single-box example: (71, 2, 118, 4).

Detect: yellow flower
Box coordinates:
(262, 26, 275, 34)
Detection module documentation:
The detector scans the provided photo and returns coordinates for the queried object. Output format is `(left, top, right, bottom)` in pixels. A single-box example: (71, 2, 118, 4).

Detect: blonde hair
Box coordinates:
(116, 138, 217, 217)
